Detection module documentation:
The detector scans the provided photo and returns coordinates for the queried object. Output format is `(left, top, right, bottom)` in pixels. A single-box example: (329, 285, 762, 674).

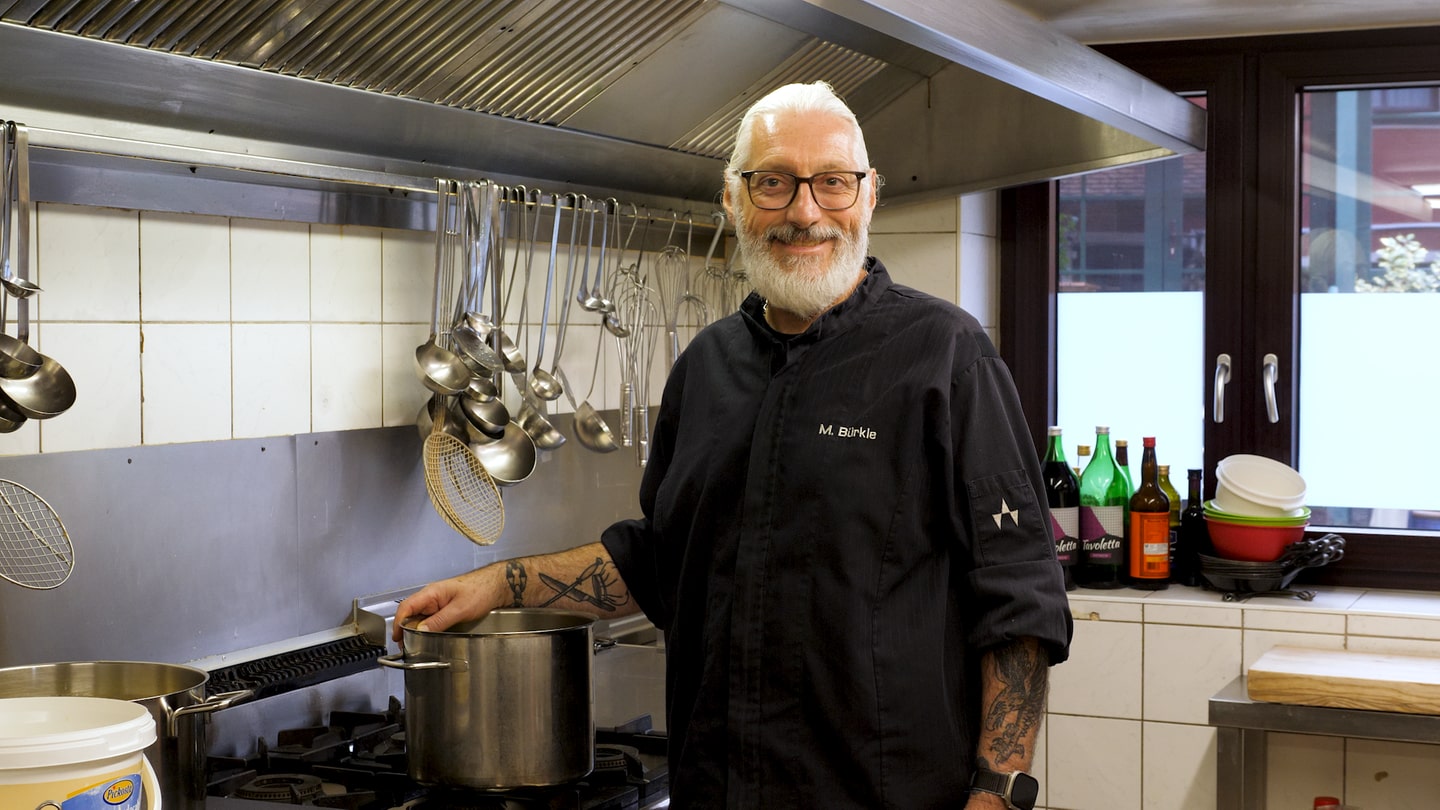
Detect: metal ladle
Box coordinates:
(0, 124, 40, 300)
(415, 180, 471, 396)
(450, 181, 502, 374)
(0, 161, 75, 420)
(559, 333, 617, 453)
(528, 192, 573, 401)
(575, 198, 608, 313)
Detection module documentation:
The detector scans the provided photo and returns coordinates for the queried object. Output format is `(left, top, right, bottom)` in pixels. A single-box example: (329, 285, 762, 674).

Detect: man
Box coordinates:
(394, 81, 1072, 809)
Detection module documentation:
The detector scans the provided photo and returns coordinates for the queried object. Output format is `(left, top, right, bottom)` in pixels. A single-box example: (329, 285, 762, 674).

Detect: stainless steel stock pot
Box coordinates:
(379, 608, 597, 789)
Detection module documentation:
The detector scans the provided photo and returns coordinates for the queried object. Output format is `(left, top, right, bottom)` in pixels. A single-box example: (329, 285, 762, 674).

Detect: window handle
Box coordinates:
(1262, 352, 1280, 423)
(1213, 353, 1232, 423)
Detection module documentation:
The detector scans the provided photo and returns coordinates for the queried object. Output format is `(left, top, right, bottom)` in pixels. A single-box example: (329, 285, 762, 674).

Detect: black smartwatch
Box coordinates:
(969, 767, 1039, 810)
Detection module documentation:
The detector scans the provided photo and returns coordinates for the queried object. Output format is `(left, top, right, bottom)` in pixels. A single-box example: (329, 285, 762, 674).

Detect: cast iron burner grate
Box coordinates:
(207, 635, 385, 699)
(234, 773, 325, 803)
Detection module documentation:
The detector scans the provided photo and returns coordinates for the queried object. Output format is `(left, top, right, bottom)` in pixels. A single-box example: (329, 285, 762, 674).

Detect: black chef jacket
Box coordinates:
(602, 259, 1072, 809)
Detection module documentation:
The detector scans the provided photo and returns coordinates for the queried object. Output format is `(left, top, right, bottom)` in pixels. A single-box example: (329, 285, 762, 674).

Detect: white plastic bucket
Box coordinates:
(0, 696, 161, 810)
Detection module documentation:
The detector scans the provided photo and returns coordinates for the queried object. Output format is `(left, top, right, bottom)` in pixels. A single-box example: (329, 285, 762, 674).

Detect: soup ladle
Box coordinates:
(0, 124, 41, 300)
(528, 193, 573, 402)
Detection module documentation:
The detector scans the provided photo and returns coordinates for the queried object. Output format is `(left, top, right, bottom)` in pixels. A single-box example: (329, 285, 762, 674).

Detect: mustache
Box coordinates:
(761, 223, 846, 243)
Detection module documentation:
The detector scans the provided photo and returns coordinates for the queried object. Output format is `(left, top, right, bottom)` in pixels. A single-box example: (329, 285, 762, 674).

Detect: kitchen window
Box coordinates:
(999, 26, 1440, 590)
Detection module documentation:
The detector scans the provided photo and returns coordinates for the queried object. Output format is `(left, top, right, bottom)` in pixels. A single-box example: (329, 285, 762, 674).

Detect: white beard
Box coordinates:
(736, 209, 871, 321)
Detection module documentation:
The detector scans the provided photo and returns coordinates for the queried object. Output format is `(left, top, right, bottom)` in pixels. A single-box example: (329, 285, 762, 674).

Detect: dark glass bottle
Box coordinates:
(1175, 468, 1208, 587)
(1114, 439, 1134, 497)
(1078, 426, 1125, 588)
(1159, 464, 1182, 576)
(1042, 426, 1080, 591)
(1127, 437, 1170, 589)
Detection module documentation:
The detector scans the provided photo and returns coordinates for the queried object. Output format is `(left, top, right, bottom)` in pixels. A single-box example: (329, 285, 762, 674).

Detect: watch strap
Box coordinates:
(969, 767, 1036, 810)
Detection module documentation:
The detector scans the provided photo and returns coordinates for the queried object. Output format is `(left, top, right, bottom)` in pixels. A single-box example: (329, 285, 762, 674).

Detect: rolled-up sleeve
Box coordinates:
(954, 355, 1073, 665)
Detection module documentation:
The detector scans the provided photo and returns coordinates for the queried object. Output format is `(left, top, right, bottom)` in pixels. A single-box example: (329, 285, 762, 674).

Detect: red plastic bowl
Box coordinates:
(1205, 516, 1307, 562)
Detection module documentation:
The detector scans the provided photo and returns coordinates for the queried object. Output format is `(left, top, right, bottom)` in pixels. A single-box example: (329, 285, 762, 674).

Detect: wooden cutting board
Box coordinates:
(1247, 646, 1440, 715)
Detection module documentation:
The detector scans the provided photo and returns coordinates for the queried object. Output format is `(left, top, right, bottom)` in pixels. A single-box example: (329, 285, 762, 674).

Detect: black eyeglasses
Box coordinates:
(738, 170, 868, 211)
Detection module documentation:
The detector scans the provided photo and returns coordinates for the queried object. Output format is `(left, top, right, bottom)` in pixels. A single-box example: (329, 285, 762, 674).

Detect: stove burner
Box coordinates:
(234, 773, 325, 804)
(594, 746, 628, 772)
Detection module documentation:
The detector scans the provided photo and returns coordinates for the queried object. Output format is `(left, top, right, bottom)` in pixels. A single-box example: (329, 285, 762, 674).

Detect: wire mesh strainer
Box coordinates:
(423, 403, 505, 545)
(0, 478, 73, 589)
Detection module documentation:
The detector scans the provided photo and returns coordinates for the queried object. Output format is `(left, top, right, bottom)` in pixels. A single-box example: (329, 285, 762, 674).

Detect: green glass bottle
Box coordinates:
(1159, 464, 1183, 579)
(1078, 426, 1126, 588)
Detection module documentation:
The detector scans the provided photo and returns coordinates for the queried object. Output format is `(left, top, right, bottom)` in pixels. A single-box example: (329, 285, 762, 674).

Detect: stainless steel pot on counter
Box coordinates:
(0, 660, 251, 809)
(380, 608, 596, 789)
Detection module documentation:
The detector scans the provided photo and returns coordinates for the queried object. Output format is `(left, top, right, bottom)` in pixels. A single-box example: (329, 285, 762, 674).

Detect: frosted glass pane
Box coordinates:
(1057, 292, 1205, 481)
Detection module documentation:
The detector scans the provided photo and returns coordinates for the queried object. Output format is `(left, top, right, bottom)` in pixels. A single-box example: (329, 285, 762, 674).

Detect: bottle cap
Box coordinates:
(1143, 436, 1155, 447)
(1048, 426, 1062, 436)
(1312, 798, 1341, 810)
(1078, 445, 1091, 454)
(1116, 438, 1128, 446)
(1159, 464, 1169, 473)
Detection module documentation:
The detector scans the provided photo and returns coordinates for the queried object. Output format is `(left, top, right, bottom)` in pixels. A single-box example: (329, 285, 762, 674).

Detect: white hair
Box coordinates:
(724, 81, 869, 191)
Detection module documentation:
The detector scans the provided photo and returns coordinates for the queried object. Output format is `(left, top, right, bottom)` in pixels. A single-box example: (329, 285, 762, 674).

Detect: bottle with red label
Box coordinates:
(1127, 436, 1171, 589)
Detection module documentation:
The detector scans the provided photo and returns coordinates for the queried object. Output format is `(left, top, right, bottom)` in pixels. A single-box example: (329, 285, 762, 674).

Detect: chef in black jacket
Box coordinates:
(395, 80, 1073, 810)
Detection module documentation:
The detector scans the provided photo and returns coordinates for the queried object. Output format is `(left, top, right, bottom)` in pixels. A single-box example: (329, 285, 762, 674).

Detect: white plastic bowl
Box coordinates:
(1214, 454, 1306, 516)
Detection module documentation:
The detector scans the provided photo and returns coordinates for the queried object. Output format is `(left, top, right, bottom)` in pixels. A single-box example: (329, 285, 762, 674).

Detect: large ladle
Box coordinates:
(596, 202, 633, 339)
(0, 216, 77, 420)
(415, 180, 471, 396)
(0, 281, 76, 417)
(469, 185, 531, 375)
(505, 259, 566, 451)
(450, 181, 502, 374)
(575, 198, 609, 313)
(528, 192, 572, 401)
(0, 125, 42, 379)
(1, 124, 40, 300)
(558, 333, 617, 453)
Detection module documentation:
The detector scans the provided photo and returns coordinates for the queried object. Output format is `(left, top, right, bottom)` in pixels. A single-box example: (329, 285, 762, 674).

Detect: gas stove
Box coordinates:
(202, 698, 668, 810)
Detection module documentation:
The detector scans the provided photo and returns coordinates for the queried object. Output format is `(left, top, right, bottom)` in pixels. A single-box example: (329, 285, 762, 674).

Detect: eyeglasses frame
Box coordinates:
(737, 169, 870, 211)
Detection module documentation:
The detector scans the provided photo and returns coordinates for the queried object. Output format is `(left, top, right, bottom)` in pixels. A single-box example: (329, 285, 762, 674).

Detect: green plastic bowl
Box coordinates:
(1203, 500, 1310, 526)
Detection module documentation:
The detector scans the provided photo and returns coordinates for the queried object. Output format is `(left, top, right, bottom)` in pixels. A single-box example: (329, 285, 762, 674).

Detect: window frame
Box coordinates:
(1000, 26, 1440, 591)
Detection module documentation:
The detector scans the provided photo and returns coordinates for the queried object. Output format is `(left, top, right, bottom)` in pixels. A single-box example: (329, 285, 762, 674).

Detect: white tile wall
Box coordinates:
(1040, 588, 1440, 810)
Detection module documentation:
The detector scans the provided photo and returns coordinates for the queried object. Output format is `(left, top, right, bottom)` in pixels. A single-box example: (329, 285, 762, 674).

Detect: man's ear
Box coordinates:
(722, 182, 736, 222)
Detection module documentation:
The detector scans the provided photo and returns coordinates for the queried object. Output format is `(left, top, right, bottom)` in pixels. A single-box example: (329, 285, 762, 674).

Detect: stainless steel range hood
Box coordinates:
(0, 0, 1204, 213)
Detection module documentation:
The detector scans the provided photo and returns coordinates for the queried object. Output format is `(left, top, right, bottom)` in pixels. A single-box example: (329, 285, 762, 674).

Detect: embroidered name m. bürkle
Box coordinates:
(818, 423, 877, 440)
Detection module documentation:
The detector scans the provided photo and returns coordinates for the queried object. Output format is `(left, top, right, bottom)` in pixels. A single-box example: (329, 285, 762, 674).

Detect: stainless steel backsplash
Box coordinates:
(0, 417, 647, 751)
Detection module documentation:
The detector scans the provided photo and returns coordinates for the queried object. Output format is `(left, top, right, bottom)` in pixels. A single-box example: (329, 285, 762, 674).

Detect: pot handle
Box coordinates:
(378, 652, 451, 670)
(166, 688, 254, 735)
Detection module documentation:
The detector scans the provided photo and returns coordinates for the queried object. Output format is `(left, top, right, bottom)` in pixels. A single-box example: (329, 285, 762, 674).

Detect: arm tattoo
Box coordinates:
(981, 641, 1049, 765)
(504, 561, 528, 607)
(537, 557, 631, 612)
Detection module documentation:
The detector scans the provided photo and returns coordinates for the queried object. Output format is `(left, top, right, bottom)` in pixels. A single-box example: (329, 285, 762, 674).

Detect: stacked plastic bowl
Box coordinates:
(1204, 454, 1309, 562)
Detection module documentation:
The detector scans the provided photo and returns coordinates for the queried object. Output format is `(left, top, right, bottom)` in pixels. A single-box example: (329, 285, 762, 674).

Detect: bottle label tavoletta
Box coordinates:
(1079, 505, 1124, 563)
(1050, 506, 1079, 567)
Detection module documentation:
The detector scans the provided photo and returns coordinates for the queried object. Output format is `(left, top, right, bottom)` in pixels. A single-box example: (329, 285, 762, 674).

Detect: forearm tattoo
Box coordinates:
(978, 641, 1048, 768)
(504, 558, 630, 612)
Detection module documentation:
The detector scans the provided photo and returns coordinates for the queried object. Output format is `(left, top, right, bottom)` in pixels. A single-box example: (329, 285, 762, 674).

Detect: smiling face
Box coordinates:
(724, 109, 877, 321)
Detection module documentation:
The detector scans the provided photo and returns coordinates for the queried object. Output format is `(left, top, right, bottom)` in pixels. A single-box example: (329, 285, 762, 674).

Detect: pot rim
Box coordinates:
(400, 608, 596, 638)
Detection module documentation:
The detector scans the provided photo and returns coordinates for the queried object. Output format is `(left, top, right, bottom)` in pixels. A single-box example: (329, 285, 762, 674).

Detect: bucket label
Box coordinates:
(57, 773, 144, 809)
